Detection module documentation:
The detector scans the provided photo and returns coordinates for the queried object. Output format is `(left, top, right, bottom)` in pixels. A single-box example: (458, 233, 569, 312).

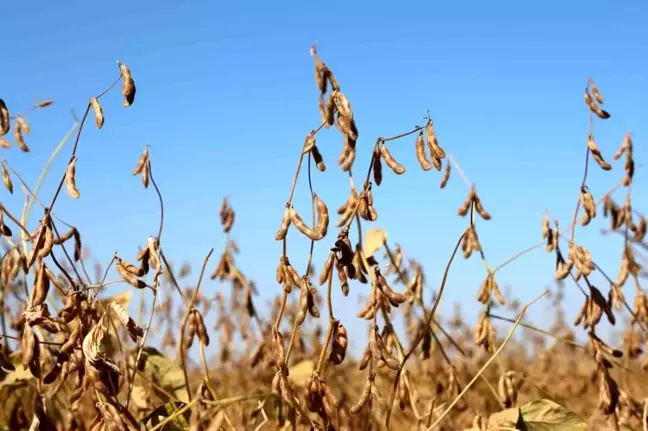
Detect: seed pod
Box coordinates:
(635, 216, 646, 241)
(336, 113, 358, 141)
(147, 236, 161, 272)
(580, 187, 596, 226)
(350, 377, 372, 415)
(322, 383, 339, 418)
(340, 138, 356, 172)
(597, 370, 619, 415)
(351, 247, 366, 284)
(372, 146, 383, 186)
(328, 322, 348, 365)
(116, 259, 146, 289)
(369, 326, 384, 363)
(440, 160, 451, 188)
(426, 121, 446, 159)
(375, 268, 407, 306)
(296, 288, 310, 325)
(16, 116, 30, 135)
(319, 252, 335, 286)
(73, 229, 83, 262)
(140, 158, 150, 188)
(275, 260, 285, 287)
(415, 132, 432, 171)
(36, 100, 54, 108)
(334, 91, 353, 119)
(379, 143, 405, 175)
(590, 78, 604, 104)
(61, 324, 81, 355)
(584, 87, 610, 119)
(291, 206, 322, 240)
(473, 193, 491, 220)
(185, 311, 197, 350)
(90, 97, 104, 129)
(119, 257, 145, 277)
(271, 330, 286, 369)
(0, 99, 9, 136)
(306, 285, 320, 319)
(30, 261, 50, 307)
(195, 311, 210, 346)
(0, 138, 10, 148)
(492, 276, 505, 305)
(314, 195, 329, 237)
(52, 228, 74, 245)
(282, 257, 301, 292)
(133, 146, 149, 175)
(29, 218, 54, 265)
(555, 253, 573, 281)
(311, 144, 326, 172)
(2, 164, 13, 194)
(586, 133, 612, 171)
(336, 261, 349, 296)
(359, 345, 372, 370)
(274, 206, 292, 241)
(22, 323, 36, 367)
(44, 352, 69, 384)
(457, 187, 475, 217)
(431, 155, 442, 171)
(65, 157, 81, 199)
(313, 50, 328, 94)
(325, 93, 337, 126)
(614, 133, 630, 161)
(14, 120, 29, 152)
(118, 61, 136, 107)
(290, 196, 329, 241)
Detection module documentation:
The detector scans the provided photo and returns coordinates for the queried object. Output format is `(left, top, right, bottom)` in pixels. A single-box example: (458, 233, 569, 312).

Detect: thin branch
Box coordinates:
(426, 289, 549, 430)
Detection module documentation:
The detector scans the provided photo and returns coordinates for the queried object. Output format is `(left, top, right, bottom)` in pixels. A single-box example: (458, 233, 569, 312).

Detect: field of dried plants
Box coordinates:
(0, 45, 647, 431)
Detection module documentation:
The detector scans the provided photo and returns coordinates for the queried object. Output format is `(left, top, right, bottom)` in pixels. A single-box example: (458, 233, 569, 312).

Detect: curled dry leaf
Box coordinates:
(109, 302, 144, 342)
(363, 228, 387, 258)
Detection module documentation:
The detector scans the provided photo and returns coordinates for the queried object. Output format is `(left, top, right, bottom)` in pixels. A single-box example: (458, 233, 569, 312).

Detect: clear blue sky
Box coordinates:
(1, 0, 646, 359)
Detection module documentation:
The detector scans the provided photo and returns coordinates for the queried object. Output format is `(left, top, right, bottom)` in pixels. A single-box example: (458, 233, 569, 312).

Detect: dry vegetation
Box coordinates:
(0, 45, 647, 431)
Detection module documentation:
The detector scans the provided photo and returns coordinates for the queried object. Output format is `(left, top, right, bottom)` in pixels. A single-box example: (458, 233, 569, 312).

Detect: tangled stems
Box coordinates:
(383, 228, 469, 428)
(427, 289, 549, 430)
(178, 248, 214, 402)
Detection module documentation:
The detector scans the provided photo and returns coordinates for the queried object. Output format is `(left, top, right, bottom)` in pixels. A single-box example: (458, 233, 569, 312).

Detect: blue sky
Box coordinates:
(1, 0, 647, 360)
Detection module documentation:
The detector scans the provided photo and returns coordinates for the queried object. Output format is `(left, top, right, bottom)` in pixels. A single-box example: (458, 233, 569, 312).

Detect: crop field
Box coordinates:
(0, 43, 647, 431)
